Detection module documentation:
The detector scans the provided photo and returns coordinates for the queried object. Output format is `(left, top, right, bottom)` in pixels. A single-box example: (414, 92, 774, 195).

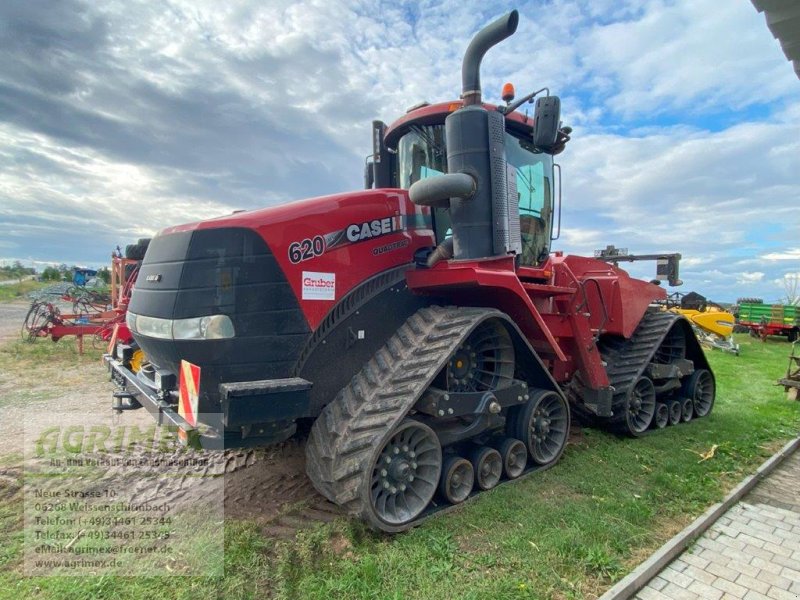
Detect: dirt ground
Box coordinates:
(0, 299, 338, 538)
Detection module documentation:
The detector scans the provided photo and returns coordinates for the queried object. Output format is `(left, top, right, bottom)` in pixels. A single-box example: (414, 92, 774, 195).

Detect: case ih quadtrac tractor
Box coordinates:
(106, 10, 715, 532)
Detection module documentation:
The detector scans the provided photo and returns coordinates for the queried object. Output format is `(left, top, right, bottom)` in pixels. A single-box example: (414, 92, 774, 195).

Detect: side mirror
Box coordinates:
(532, 96, 560, 152)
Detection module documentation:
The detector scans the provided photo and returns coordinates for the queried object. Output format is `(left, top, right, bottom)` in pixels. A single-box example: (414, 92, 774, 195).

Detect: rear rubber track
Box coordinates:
(601, 310, 691, 434)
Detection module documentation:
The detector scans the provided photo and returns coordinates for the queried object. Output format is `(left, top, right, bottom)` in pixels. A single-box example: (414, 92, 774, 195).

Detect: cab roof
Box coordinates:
(383, 100, 536, 149)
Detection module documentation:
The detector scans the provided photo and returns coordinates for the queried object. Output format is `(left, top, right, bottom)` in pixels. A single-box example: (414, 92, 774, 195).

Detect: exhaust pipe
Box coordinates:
(461, 10, 519, 106)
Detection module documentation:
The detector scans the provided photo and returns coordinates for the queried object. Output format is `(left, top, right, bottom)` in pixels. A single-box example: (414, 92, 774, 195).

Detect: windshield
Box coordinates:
(506, 134, 553, 265)
(395, 123, 554, 265)
(397, 125, 447, 189)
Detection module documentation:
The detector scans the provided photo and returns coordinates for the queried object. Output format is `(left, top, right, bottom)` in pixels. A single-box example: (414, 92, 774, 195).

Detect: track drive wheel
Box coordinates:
(623, 377, 656, 435)
(513, 390, 570, 466)
(368, 420, 442, 528)
(668, 400, 681, 425)
(498, 438, 527, 479)
(439, 456, 474, 504)
(471, 447, 502, 490)
(653, 403, 669, 429)
(680, 397, 694, 422)
(682, 369, 715, 417)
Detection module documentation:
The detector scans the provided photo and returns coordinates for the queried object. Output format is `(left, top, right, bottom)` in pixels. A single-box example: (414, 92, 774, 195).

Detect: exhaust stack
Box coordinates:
(461, 10, 519, 106)
(410, 10, 522, 261)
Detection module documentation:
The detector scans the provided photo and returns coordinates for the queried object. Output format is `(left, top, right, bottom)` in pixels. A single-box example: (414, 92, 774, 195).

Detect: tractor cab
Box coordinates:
(369, 98, 568, 268)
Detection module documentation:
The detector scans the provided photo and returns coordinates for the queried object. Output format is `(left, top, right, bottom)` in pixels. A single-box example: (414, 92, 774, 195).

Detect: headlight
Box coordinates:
(173, 315, 235, 340)
(126, 311, 235, 340)
(134, 314, 173, 339)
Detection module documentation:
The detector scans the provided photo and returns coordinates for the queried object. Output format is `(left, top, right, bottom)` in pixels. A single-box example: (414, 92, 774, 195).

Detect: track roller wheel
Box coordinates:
(471, 447, 502, 490)
(498, 438, 527, 479)
(680, 397, 694, 422)
(668, 400, 681, 425)
(368, 420, 442, 528)
(624, 377, 656, 435)
(439, 456, 473, 504)
(653, 403, 669, 429)
(682, 369, 715, 417)
(513, 390, 570, 466)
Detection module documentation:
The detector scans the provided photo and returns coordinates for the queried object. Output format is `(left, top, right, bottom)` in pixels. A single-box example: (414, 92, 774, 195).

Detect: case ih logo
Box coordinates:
(146, 274, 162, 282)
(345, 217, 398, 243)
(302, 271, 335, 301)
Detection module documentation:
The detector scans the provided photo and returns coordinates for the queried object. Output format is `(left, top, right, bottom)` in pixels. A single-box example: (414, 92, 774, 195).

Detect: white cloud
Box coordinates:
(576, 0, 797, 118)
(737, 272, 764, 284)
(763, 248, 800, 261)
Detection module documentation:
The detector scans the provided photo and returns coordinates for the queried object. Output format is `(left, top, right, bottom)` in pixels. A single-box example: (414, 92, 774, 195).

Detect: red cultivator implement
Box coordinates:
(22, 254, 141, 353)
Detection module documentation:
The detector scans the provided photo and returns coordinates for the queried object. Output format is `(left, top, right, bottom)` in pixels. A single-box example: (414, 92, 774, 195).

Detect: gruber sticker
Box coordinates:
(302, 271, 336, 301)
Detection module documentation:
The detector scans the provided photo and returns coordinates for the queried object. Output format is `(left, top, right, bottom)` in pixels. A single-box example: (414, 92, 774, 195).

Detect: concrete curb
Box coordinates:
(598, 435, 800, 600)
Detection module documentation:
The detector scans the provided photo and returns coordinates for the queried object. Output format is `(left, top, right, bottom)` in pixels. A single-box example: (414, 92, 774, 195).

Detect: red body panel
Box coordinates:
(407, 251, 666, 387)
(160, 190, 436, 330)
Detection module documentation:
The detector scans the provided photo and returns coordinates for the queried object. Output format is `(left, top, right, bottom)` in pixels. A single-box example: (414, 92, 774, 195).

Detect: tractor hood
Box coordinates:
(127, 189, 435, 407)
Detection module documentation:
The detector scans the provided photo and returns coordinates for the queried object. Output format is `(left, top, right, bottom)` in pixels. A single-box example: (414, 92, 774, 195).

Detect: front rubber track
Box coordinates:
(306, 306, 508, 533)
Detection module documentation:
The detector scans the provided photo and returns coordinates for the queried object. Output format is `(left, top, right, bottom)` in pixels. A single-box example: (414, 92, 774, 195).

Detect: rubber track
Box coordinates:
(305, 305, 503, 531)
(600, 309, 683, 432)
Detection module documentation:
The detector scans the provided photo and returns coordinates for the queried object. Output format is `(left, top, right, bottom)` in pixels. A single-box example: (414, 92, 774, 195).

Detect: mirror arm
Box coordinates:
(498, 87, 549, 115)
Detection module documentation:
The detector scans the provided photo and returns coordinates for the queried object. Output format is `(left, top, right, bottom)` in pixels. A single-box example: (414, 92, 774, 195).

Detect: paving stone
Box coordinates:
(662, 582, 700, 600)
(636, 586, 672, 600)
(742, 590, 772, 600)
(779, 566, 800, 582)
(650, 576, 669, 592)
(723, 546, 761, 565)
(737, 533, 767, 548)
(736, 573, 774, 595)
(751, 529, 788, 547)
(681, 552, 711, 569)
(700, 548, 731, 565)
(682, 563, 718, 586)
(671, 559, 689, 573)
(747, 521, 778, 536)
(755, 569, 792, 591)
(749, 556, 786, 576)
(718, 536, 749, 551)
(687, 580, 724, 600)
(707, 561, 742, 582)
(661, 566, 694, 588)
(728, 560, 763, 579)
(770, 554, 800, 571)
(762, 541, 793, 558)
(712, 577, 749, 598)
(765, 586, 799, 600)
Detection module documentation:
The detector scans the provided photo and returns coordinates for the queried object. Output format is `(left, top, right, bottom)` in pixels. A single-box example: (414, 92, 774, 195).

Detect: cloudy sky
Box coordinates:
(0, 0, 798, 302)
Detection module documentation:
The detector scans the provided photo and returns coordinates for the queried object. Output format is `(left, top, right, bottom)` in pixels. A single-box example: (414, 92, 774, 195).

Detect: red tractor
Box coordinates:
(106, 10, 715, 532)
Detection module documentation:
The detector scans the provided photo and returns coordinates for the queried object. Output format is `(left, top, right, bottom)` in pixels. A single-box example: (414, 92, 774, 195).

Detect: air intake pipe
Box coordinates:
(410, 10, 520, 261)
(461, 10, 519, 106)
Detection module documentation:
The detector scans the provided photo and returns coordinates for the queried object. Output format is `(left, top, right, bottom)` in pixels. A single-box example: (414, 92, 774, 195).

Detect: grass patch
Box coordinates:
(0, 281, 50, 302)
(0, 340, 106, 409)
(0, 334, 798, 598)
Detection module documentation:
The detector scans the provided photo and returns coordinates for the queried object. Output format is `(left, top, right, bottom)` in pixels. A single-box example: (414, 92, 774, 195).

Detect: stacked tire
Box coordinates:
(125, 238, 151, 261)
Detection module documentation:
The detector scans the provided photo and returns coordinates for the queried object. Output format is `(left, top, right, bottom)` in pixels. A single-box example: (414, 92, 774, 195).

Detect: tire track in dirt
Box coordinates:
(1, 300, 340, 539)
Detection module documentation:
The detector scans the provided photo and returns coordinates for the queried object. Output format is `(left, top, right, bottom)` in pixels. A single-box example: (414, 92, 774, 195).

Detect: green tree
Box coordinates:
(41, 266, 61, 281)
(97, 267, 111, 284)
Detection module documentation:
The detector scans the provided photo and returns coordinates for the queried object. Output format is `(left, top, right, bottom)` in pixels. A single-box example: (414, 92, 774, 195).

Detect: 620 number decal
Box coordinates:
(288, 236, 325, 264)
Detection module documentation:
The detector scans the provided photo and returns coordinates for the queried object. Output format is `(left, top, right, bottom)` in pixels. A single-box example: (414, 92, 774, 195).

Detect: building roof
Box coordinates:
(753, 0, 800, 79)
